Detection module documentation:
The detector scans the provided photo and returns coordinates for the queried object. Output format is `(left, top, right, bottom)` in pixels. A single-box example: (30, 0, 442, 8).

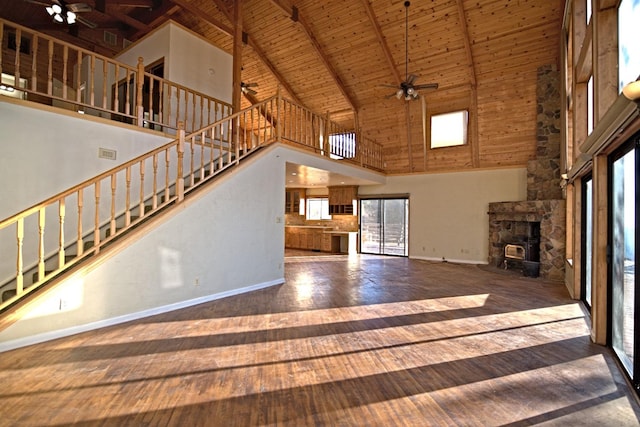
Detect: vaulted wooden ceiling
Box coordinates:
(1, 0, 564, 173)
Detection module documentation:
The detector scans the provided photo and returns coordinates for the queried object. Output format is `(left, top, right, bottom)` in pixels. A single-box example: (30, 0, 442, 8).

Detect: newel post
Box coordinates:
(324, 111, 331, 158)
(276, 85, 282, 142)
(136, 56, 145, 127)
(177, 121, 185, 202)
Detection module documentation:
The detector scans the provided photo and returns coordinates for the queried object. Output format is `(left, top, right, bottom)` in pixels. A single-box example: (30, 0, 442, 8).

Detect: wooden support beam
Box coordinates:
(267, 0, 357, 111)
(208, 0, 303, 105)
(106, 6, 152, 32)
(455, 0, 479, 168)
(360, 0, 402, 86)
(232, 0, 243, 113)
(170, 0, 233, 36)
(129, 3, 180, 39)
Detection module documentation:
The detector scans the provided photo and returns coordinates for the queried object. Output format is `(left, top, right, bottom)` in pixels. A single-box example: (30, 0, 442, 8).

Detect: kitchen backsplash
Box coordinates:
(285, 213, 358, 231)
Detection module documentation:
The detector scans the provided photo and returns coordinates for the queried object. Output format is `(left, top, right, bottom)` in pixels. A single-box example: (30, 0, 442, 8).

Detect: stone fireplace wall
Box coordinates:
(529, 65, 562, 201)
(488, 200, 565, 281)
(487, 65, 565, 281)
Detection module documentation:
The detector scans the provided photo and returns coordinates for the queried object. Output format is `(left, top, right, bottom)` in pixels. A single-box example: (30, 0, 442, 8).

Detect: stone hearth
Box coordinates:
(488, 200, 565, 281)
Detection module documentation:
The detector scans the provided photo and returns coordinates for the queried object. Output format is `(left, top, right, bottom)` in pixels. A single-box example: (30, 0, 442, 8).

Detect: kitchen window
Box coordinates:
(307, 198, 331, 220)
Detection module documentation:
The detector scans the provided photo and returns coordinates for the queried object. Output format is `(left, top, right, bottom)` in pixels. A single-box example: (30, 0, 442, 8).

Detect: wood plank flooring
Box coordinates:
(0, 255, 639, 426)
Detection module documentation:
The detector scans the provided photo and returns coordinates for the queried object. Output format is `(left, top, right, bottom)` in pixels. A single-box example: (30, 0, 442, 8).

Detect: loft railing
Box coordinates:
(0, 90, 384, 312)
(0, 18, 232, 133)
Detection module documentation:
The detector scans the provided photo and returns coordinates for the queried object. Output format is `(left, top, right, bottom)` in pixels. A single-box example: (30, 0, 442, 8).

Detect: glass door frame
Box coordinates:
(581, 173, 593, 311)
(359, 197, 409, 257)
(607, 135, 640, 389)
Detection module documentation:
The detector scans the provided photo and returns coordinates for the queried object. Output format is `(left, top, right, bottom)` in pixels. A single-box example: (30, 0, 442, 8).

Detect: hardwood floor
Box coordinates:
(0, 255, 639, 426)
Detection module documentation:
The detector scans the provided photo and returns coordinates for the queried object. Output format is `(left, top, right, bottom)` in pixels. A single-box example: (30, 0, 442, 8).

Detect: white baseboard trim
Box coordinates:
(0, 278, 284, 353)
(409, 255, 488, 265)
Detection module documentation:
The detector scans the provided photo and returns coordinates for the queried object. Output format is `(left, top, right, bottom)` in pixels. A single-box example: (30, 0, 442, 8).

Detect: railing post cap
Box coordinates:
(137, 57, 144, 64)
(178, 121, 185, 130)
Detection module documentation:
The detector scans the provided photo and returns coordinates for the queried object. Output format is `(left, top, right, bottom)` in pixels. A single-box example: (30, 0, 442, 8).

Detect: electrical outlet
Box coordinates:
(194, 277, 200, 286)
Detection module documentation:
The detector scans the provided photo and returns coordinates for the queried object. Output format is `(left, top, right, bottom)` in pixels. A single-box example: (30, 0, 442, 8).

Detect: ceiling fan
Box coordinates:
(23, 0, 96, 29)
(241, 81, 258, 96)
(384, 1, 438, 101)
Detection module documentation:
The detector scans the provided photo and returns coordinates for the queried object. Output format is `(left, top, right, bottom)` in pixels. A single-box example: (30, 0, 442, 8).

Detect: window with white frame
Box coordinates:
(306, 198, 331, 220)
(430, 110, 468, 149)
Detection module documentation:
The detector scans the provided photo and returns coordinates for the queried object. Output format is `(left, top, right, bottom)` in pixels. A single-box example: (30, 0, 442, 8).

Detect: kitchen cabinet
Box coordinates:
(285, 226, 331, 251)
(285, 188, 306, 214)
(328, 186, 357, 215)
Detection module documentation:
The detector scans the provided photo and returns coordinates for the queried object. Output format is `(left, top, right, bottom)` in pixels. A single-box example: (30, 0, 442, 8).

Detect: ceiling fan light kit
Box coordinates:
(386, 1, 439, 102)
(46, 2, 74, 24)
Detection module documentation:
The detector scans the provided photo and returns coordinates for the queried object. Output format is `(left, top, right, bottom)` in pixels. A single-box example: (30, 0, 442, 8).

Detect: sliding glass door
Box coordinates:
(360, 198, 408, 256)
(610, 139, 638, 383)
(581, 174, 593, 310)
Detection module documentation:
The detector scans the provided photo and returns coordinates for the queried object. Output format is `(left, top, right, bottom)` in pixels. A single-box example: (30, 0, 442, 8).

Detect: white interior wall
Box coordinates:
(358, 168, 527, 264)
(0, 100, 171, 219)
(116, 24, 171, 77)
(0, 145, 286, 350)
(116, 21, 232, 105)
(168, 24, 233, 103)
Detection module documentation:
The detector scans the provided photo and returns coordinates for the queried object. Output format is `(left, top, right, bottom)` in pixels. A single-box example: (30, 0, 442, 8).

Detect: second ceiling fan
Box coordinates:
(384, 1, 438, 101)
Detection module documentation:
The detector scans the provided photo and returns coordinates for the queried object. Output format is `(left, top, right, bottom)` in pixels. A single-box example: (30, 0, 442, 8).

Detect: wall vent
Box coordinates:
(98, 147, 117, 160)
(103, 31, 117, 46)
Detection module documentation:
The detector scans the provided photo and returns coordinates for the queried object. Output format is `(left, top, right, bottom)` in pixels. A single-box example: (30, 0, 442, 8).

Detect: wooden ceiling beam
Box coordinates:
(129, 3, 180, 39)
(206, 0, 303, 105)
(360, 0, 402, 86)
(106, 6, 152, 31)
(170, 0, 233, 35)
(455, 0, 476, 87)
(267, 0, 357, 111)
(455, 0, 479, 168)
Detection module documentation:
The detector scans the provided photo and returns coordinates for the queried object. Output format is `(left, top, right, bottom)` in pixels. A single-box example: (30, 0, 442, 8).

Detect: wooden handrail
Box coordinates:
(0, 18, 232, 132)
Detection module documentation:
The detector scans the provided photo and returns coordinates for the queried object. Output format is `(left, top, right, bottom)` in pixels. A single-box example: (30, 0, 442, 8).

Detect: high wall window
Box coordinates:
(329, 132, 356, 159)
(430, 110, 468, 149)
(619, 0, 640, 93)
(587, 75, 594, 135)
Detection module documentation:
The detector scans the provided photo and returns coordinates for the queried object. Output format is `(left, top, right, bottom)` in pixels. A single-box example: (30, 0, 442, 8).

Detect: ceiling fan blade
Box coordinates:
(22, 0, 51, 6)
(380, 83, 399, 89)
(245, 88, 257, 96)
(406, 74, 417, 85)
(244, 82, 258, 88)
(76, 14, 97, 29)
(68, 3, 92, 13)
(414, 83, 439, 90)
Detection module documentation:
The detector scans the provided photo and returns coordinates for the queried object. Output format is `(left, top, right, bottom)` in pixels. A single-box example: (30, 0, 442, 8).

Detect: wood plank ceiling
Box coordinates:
(1, 0, 564, 174)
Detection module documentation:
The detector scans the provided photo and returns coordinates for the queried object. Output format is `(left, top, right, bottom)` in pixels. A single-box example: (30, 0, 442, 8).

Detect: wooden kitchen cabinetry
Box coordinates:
(285, 188, 306, 214)
(285, 227, 332, 251)
(328, 186, 357, 215)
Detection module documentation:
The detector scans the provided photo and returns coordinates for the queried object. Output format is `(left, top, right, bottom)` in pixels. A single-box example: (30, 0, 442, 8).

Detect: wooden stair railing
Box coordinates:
(0, 86, 386, 314)
(0, 18, 232, 133)
(0, 96, 279, 312)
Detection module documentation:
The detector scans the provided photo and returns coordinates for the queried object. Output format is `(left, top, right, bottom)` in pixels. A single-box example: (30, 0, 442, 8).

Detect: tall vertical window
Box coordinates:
(586, 0, 592, 24)
(619, 0, 640, 93)
(587, 76, 594, 135)
(581, 174, 593, 310)
(430, 110, 468, 149)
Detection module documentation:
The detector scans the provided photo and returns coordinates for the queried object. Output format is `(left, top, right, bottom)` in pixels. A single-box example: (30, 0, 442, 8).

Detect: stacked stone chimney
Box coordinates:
(488, 65, 566, 281)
